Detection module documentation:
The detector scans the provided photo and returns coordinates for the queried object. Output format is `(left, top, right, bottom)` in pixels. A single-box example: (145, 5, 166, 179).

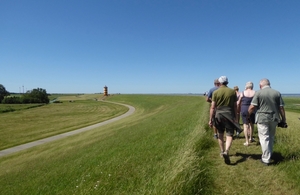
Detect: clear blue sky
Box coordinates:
(1, 0, 299, 94)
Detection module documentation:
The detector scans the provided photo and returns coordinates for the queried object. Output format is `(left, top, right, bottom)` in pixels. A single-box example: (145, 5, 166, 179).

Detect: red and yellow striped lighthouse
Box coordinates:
(103, 85, 108, 96)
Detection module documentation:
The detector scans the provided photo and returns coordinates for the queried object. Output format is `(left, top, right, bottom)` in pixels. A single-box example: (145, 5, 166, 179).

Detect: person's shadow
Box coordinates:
(230, 152, 285, 166)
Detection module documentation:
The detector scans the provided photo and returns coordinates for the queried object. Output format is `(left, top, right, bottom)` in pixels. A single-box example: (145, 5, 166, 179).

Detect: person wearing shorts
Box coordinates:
(209, 76, 241, 164)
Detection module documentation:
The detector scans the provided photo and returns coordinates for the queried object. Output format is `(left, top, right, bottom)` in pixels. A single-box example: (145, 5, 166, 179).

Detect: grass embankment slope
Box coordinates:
(0, 94, 128, 150)
(0, 94, 212, 194)
(0, 95, 299, 194)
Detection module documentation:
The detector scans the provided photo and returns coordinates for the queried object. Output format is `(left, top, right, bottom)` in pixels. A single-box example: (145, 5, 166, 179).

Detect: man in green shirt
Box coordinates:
(209, 76, 241, 164)
(248, 78, 286, 166)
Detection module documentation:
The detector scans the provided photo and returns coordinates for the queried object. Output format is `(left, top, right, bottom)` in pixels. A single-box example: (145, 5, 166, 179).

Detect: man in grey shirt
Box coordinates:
(248, 78, 287, 166)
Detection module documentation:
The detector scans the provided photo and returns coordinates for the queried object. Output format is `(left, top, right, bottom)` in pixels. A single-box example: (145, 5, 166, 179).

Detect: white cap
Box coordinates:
(218, 76, 228, 84)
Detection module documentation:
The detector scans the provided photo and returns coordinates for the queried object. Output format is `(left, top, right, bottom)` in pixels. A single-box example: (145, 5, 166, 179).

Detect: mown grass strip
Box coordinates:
(0, 103, 44, 113)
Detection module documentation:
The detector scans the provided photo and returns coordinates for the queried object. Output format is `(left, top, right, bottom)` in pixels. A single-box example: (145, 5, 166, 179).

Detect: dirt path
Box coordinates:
(0, 101, 135, 157)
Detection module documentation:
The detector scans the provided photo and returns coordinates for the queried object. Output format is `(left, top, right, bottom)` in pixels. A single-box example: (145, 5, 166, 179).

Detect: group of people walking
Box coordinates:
(206, 76, 287, 165)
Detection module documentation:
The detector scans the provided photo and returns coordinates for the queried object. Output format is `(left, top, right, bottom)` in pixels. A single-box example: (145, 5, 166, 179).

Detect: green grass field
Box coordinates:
(0, 94, 128, 150)
(0, 94, 299, 194)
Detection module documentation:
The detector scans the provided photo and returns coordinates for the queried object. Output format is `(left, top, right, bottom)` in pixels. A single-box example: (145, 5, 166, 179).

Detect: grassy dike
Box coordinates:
(0, 95, 215, 195)
(1, 94, 299, 195)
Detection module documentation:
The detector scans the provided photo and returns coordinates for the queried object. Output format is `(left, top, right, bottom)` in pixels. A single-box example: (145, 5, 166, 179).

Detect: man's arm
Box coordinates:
(248, 104, 256, 115)
(206, 96, 212, 103)
(279, 106, 286, 123)
(279, 95, 286, 123)
(206, 88, 214, 103)
(209, 101, 216, 128)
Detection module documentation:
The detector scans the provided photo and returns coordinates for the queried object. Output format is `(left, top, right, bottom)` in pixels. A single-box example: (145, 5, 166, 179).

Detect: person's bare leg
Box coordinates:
(218, 133, 225, 153)
(243, 123, 249, 145)
(225, 135, 233, 152)
(222, 134, 232, 164)
(249, 122, 254, 142)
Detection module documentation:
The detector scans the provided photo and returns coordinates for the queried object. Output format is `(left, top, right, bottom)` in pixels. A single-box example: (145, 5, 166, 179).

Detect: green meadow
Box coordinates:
(0, 94, 299, 194)
(0, 94, 128, 150)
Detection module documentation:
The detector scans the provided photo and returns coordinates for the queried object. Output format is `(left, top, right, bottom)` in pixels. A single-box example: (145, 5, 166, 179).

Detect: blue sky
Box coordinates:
(1, 0, 299, 94)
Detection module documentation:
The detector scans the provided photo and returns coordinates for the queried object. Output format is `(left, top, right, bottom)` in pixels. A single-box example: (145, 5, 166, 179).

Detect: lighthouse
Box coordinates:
(103, 85, 108, 96)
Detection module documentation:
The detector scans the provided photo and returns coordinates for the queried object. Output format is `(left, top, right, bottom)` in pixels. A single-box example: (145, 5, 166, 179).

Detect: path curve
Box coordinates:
(0, 101, 135, 157)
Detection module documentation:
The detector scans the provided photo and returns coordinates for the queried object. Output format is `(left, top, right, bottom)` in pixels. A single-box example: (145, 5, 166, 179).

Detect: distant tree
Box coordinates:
(0, 84, 10, 103)
(2, 96, 22, 104)
(22, 88, 49, 104)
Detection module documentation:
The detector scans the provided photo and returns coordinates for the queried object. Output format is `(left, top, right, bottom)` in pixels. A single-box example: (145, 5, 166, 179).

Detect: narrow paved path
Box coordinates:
(0, 101, 135, 157)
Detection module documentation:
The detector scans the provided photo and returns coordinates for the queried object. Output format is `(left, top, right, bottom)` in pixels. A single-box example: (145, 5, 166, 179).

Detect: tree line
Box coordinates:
(0, 84, 49, 104)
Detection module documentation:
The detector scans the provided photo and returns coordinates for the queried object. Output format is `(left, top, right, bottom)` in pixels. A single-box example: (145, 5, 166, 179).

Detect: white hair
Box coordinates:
(245, 81, 253, 89)
(260, 78, 270, 87)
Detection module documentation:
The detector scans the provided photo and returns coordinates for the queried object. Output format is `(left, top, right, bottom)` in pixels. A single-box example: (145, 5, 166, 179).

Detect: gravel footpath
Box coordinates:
(0, 101, 135, 157)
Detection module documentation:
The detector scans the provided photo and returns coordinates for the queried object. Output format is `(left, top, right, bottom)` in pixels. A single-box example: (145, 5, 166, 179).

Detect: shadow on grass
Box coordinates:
(229, 152, 286, 166)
